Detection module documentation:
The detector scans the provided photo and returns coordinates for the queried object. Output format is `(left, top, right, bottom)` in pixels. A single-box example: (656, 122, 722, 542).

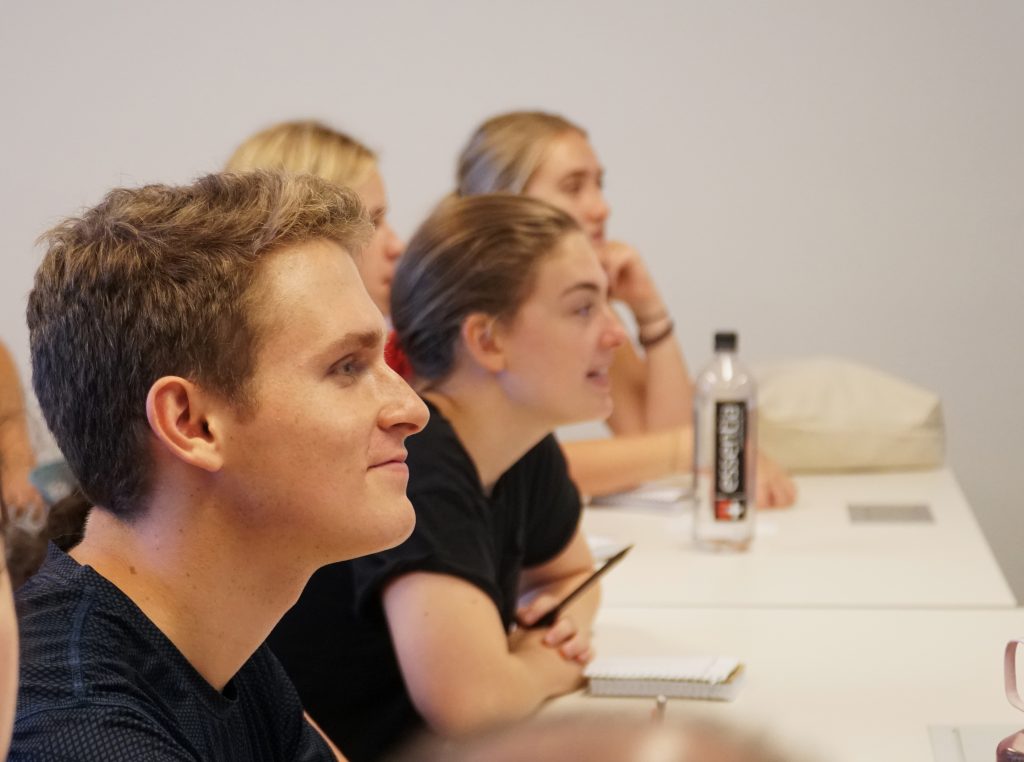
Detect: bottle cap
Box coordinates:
(714, 331, 737, 351)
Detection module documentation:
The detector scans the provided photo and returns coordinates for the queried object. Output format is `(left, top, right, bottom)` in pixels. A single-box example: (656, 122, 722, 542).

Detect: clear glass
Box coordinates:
(692, 347, 757, 552)
(999, 639, 1024, 761)
(997, 733, 1024, 761)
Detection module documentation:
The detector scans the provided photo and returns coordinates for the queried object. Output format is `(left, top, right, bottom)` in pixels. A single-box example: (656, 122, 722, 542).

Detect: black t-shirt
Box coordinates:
(11, 544, 332, 762)
(270, 401, 582, 762)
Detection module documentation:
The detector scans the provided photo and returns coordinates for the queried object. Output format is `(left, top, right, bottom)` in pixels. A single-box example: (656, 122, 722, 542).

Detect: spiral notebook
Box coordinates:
(584, 655, 744, 701)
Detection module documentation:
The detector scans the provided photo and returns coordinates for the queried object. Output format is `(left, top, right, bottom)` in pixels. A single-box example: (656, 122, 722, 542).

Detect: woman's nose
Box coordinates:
(587, 189, 610, 225)
(384, 222, 403, 261)
(601, 306, 627, 349)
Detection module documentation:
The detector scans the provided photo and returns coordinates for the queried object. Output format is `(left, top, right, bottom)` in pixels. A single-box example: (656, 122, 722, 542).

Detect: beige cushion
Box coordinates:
(754, 356, 945, 473)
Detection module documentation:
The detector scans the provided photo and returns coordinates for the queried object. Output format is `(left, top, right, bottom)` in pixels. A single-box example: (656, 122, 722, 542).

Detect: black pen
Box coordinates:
(524, 544, 633, 630)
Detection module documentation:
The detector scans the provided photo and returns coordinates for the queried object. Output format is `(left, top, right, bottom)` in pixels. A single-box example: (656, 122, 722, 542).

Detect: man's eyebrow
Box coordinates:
(322, 328, 384, 356)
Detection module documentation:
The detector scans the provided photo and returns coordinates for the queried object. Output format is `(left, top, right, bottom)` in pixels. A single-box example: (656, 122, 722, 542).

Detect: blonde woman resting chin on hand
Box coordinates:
(269, 195, 621, 762)
(457, 111, 795, 507)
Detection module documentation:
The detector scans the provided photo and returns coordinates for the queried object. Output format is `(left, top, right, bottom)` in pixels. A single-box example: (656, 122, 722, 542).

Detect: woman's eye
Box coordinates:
(574, 303, 594, 318)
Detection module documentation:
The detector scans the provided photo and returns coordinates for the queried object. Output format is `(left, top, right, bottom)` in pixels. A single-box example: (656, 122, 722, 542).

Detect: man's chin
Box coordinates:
(369, 497, 417, 554)
(318, 496, 416, 564)
(386, 506, 417, 550)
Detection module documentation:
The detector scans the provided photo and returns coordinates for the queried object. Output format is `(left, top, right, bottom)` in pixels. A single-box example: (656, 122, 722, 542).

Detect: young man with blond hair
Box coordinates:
(11, 171, 427, 760)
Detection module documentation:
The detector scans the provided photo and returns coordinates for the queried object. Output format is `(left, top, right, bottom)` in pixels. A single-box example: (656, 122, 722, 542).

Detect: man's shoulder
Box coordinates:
(16, 547, 205, 753)
(15, 544, 119, 634)
(17, 546, 160, 697)
(14, 565, 200, 760)
(15, 543, 85, 609)
(11, 700, 198, 761)
(15, 611, 322, 761)
(14, 550, 329, 761)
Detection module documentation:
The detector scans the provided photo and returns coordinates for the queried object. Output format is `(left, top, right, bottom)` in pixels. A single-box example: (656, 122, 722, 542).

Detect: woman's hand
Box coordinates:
(756, 452, 797, 508)
(516, 595, 594, 665)
(598, 241, 664, 320)
(1, 463, 46, 529)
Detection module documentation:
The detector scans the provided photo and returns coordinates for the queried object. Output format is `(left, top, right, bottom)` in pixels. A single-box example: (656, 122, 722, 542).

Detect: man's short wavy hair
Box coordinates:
(28, 170, 370, 519)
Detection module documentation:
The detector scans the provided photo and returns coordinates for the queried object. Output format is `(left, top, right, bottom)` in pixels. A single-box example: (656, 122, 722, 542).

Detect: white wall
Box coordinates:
(2, 1, 1022, 596)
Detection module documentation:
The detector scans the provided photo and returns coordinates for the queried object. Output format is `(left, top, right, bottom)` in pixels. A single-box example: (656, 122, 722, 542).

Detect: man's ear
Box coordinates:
(145, 376, 225, 473)
(460, 312, 505, 374)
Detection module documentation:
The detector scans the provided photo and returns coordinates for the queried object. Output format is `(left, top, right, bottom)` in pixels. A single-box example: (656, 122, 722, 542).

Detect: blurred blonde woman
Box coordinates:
(227, 119, 403, 316)
(397, 713, 804, 762)
(457, 111, 795, 506)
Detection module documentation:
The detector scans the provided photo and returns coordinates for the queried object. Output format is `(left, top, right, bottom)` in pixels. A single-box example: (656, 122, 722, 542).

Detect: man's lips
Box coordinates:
(369, 451, 408, 469)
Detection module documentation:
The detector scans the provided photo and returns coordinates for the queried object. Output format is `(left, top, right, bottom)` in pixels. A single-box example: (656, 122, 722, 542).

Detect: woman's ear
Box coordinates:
(460, 312, 506, 374)
(145, 377, 225, 473)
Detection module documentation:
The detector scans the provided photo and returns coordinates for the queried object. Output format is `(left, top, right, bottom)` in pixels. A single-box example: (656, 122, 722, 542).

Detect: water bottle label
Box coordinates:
(714, 401, 748, 521)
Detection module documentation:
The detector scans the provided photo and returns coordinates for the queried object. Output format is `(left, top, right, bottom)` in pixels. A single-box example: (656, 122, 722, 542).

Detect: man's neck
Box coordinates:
(71, 500, 310, 692)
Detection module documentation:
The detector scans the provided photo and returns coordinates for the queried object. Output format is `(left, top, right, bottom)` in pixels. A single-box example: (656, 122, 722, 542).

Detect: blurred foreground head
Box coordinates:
(392, 713, 807, 762)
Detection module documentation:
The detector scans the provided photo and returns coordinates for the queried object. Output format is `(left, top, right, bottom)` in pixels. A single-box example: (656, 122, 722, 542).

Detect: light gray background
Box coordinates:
(1, 1, 1021, 598)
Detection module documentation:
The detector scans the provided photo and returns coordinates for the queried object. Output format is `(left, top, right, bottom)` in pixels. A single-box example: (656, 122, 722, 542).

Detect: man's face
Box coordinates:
(215, 239, 427, 567)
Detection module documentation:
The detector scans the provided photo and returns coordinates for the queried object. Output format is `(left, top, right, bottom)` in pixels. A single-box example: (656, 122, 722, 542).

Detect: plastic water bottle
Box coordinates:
(692, 331, 757, 552)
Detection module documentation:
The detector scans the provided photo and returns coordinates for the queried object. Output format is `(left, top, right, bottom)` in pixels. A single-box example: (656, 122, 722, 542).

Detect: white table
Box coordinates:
(584, 468, 1016, 608)
(551, 607, 1024, 762)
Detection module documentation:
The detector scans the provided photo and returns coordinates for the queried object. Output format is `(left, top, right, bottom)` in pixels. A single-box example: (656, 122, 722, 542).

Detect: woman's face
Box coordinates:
(0, 535, 17, 759)
(522, 131, 611, 248)
(352, 168, 404, 317)
(494, 231, 625, 427)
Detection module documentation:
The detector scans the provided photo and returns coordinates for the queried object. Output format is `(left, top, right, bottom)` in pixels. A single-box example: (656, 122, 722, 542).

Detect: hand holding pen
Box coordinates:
(514, 545, 633, 664)
(514, 602, 594, 665)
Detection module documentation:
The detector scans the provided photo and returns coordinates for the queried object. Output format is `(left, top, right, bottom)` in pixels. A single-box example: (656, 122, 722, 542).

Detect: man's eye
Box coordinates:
(331, 357, 365, 377)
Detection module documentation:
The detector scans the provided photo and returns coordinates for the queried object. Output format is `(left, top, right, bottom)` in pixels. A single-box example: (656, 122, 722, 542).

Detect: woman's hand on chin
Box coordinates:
(599, 240, 663, 320)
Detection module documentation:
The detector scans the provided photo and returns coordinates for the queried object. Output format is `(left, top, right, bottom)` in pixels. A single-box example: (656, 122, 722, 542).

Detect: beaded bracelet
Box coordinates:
(638, 319, 675, 349)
